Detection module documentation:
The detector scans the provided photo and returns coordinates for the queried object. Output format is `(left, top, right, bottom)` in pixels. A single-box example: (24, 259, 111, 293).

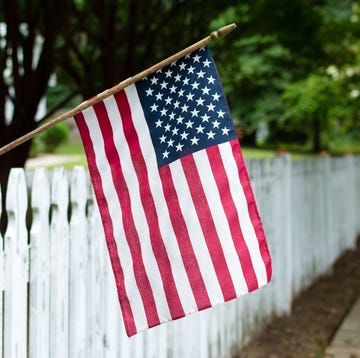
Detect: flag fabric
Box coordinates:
(74, 46, 272, 337)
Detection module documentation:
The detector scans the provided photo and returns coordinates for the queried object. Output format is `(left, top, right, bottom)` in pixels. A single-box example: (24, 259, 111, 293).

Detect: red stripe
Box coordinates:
(180, 154, 237, 301)
(74, 112, 137, 336)
(113, 90, 185, 320)
(206, 144, 259, 292)
(159, 165, 212, 310)
(91, 100, 161, 328)
(231, 139, 272, 282)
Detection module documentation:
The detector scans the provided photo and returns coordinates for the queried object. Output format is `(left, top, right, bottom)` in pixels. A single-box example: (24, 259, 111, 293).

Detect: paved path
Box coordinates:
(325, 294, 360, 358)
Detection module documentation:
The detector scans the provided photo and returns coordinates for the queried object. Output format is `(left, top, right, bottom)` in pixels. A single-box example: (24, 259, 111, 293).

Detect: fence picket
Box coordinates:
(85, 187, 106, 358)
(49, 167, 70, 358)
(69, 166, 88, 358)
(29, 168, 51, 358)
(4, 168, 29, 358)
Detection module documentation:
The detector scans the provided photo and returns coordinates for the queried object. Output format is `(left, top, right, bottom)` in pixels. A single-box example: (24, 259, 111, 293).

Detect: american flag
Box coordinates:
(75, 46, 272, 337)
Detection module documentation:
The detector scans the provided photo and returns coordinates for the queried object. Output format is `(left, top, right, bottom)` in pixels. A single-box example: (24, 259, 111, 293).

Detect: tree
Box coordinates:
(58, 0, 229, 100)
(0, 0, 71, 191)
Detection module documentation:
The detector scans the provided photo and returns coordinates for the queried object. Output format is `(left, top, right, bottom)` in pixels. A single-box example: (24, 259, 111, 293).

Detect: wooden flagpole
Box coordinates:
(0, 23, 236, 156)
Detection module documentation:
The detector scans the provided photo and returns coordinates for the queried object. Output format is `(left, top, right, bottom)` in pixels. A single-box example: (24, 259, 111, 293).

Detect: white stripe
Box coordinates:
(168, 159, 225, 305)
(124, 85, 199, 314)
(102, 95, 172, 324)
(219, 142, 268, 286)
(81, 105, 147, 331)
(192, 149, 249, 296)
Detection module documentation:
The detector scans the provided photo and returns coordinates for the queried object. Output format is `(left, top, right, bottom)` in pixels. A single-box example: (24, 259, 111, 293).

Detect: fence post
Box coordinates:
(49, 167, 70, 358)
(29, 168, 51, 358)
(4, 168, 29, 358)
(69, 167, 88, 358)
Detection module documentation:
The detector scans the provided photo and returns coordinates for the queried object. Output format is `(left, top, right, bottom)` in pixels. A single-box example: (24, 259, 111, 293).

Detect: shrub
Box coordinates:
(37, 122, 70, 153)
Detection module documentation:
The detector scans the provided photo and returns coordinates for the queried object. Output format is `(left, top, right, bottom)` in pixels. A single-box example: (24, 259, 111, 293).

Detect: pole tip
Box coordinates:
(210, 23, 237, 41)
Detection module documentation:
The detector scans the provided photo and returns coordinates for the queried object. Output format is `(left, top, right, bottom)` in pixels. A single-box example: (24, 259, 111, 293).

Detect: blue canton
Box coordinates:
(136, 46, 236, 168)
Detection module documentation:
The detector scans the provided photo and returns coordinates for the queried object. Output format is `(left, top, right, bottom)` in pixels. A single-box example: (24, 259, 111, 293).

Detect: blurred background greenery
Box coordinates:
(1, 0, 360, 175)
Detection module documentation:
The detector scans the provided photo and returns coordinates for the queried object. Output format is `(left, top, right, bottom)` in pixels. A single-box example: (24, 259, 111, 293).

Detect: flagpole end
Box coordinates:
(210, 23, 237, 41)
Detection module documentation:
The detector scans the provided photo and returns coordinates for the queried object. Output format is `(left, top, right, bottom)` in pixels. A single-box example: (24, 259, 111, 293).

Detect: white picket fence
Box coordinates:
(0, 154, 359, 358)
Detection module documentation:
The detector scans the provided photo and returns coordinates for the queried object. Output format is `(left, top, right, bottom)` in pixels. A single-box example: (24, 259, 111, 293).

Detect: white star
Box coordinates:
(164, 124, 171, 132)
(185, 120, 194, 128)
(165, 69, 173, 77)
(207, 103, 216, 112)
(187, 65, 195, 74)
(174, 100, 180, 109)
(160, 108, 168, 116)
(207, 75, 215, 84)
(212, 93, 221, 101)
(193, 54, 201, 62)
(174, 74, 181, 82)
(186, 92, 194, 101)
(150, 103, 158, 112)
(150, 77, 158, 85)
(196, 97, 205, 106)
(190, 136, 199, 145)
(160, 81, 168, 89)
(179, 63, 186, 71)
(183, 77, 190, 85)
(167, 138, 174, 147)
(180, 131, 189, 140)
(212, 120, 220, 129)
(197, 70, 205, 78)
(176, 142, 184, 152)
(201, 113, 210, 122)
(155, 92, 163, 101)
(191, 81, 200, 90)
(178, 89, 185, 97)
(159, 135, 166, 143)
(155, 119, 163, 127)
(172, 127, 179, 136)
(202, 86, 210, 95)
(203, 58, 211, 67)
(217, 109, 225, 118)
(165, 96, 173, 105)
(191, 108, 199, 117)
(169, 85, 177, 93)
(196, 124, 205, 133)
(170, 60, 177, 67)
(162, 150, 170, 159)
(176, 115, 184, 124)
(146, 88, 154, 96)
(222, 127, 230, 135)
(181, 104, 189, 112)
(169, 112, 176, 120)
(207, 130, 215, 139)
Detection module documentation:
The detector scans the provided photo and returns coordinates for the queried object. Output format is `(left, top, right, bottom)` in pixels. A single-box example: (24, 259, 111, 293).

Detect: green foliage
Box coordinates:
(209, 0, 360, 151)
(32, 122, 70, 154)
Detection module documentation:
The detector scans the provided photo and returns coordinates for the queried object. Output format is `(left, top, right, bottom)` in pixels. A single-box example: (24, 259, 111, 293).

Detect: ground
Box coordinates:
(234, 236, 360, 358)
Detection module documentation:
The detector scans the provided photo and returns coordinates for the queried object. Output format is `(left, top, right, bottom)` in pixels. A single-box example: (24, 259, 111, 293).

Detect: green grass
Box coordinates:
(54, 140, 85, 156)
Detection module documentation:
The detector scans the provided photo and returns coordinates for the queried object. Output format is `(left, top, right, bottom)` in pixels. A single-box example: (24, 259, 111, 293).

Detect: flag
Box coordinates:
(74, 46, 272, 337)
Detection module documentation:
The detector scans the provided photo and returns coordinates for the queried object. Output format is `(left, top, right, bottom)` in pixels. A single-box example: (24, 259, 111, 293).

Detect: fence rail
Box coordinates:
(1, 154, 359, 358)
